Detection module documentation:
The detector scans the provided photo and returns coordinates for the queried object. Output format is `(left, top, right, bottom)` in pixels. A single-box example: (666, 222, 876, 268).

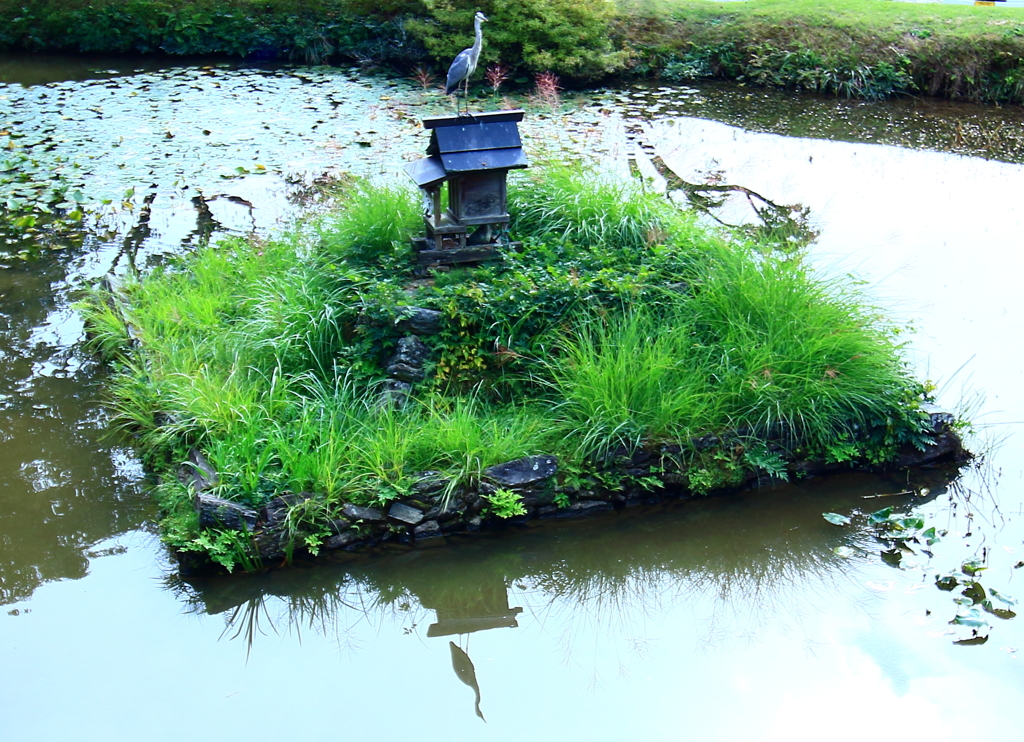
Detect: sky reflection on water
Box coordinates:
(1, 61, 1023, 740)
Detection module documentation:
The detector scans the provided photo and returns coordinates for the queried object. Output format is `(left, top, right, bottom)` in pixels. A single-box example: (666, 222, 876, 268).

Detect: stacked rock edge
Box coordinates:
(185, 407, 966, 574)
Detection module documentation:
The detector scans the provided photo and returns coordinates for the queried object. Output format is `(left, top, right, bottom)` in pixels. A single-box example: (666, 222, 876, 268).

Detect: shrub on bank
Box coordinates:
(79, 164, 940, 571)
(0, 0, 624, 80)
(4, 0, 1024, 100)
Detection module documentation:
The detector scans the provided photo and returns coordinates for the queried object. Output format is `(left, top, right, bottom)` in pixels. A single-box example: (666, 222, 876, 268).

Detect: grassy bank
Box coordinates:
(79, 164, 941, 571)
(2, 1, 1024, 102)
(624, 0, 1024, 102)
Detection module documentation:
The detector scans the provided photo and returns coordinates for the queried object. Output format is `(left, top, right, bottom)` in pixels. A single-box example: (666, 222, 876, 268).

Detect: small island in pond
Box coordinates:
(80, 127, 967, 573)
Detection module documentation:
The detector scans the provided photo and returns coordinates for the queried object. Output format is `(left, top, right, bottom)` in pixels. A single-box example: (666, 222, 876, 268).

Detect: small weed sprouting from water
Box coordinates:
(532, 71, 562, 114)
(485, 63, 510, 95)
(410, 65, 436, 91)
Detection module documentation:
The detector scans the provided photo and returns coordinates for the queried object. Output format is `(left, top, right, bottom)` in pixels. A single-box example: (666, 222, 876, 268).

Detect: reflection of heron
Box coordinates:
(449, 641, 486, 722)
(445, 11, 488, 115)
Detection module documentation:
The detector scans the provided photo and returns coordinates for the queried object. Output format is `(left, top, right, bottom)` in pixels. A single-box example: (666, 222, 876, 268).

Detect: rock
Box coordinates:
(179, 448, 219, 492)
(385, 334, 430, 380)
(342, 503, 385, 522)
(690, 434, 721, 451)
(195, 492, 258, 531)
(517, 490, 556, 508)
(556, 500, 613, 517)
(424, 496, 461, 522)
(466, 515, 483, 532)
(412, 471, 449, 497)
(895, 431, 966, 469)
(387, 336, 430, 371)
(386, 362, 425, 383)
(922, 403, 956, 433)
(483, 455, 558, 489)
(398, 307, 443, 335)
(380, 379, 412, 409)
(261, 492, 314, 527)
(439, 514, 467, 532)
(388, 502, 425, 525)
(326, 518, 352, 535)
(254, 530, 286, 561)
(323, 529, 362, 551)
(413, 519, 443, 541)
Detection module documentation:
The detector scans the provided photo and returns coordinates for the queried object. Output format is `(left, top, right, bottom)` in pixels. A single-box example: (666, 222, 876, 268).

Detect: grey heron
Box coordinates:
(445, 11, 488, 115)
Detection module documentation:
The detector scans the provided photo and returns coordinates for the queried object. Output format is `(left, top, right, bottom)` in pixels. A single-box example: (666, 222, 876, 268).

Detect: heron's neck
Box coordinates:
(473, 18, 484, 52)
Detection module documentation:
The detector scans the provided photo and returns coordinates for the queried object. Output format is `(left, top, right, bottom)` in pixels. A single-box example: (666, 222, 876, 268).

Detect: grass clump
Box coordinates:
(80, 162, 938, 571)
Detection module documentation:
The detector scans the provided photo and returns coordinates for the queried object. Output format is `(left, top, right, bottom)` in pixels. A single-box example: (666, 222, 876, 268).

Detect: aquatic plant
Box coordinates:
(485, 63, 510, 95)
(824, 506, 1018, 645)
(531, 71, 563, 114)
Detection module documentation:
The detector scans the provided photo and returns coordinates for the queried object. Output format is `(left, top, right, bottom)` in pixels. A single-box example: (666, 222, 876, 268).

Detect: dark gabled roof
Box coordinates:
(405, 155, 447, 188)
(422, 109, 525, 130)
(429, 121, 521, 156)
(405, 110, 528, 185)
(442, 148, 528, 173)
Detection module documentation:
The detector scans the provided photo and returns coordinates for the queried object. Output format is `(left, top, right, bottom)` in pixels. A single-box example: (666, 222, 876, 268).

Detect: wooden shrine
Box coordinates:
(404, 110, 528, 265)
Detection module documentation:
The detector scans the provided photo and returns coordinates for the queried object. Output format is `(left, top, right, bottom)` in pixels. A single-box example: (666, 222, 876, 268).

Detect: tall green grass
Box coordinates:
(509, 163, 673, 254)
(316, 180, 421, 270)
(551, 245, 924, 460)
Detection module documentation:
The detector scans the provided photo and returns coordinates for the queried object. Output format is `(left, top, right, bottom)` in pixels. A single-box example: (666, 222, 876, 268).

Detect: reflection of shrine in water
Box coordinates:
(172, 464, 966, 721)
(393, 563, 524, 722)
(421, 576, 523, 638)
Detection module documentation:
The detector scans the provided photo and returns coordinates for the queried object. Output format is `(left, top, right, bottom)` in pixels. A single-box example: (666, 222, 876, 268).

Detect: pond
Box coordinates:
(2, 55, 1022, 740)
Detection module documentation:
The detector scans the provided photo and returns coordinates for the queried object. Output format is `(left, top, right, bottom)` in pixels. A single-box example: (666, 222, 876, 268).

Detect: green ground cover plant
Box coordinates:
(80, 163, 937, 570)
(623, 0, 1024, 103)
(4, 0, 1024, 101)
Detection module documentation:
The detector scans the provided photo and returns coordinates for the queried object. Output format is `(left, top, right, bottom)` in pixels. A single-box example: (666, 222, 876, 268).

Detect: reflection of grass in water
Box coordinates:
(173, 468, 960, 664)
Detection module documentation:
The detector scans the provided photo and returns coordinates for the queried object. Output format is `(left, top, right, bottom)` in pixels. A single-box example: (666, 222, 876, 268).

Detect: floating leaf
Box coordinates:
(881, 548, 903, 567)
(961, 557, 986, 576)
(953, 635, 989, 646)
(988, 587, 1017, 607)
(962, 581, 986, 604)
(951, 607, 990, 629)
(868, 506, 894, 524)
(823, 512, 851, 526)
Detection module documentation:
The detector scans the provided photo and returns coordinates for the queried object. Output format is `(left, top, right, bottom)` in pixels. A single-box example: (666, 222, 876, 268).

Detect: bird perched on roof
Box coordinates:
(445, 11, 489, 115)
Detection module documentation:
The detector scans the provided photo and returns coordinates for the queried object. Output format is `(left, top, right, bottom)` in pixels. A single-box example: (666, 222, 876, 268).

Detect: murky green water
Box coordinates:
(2, 56, 1022, 740)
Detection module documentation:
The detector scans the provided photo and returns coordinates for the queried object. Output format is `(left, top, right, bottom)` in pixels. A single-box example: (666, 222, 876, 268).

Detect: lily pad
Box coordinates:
(822, 512, 851, 526)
